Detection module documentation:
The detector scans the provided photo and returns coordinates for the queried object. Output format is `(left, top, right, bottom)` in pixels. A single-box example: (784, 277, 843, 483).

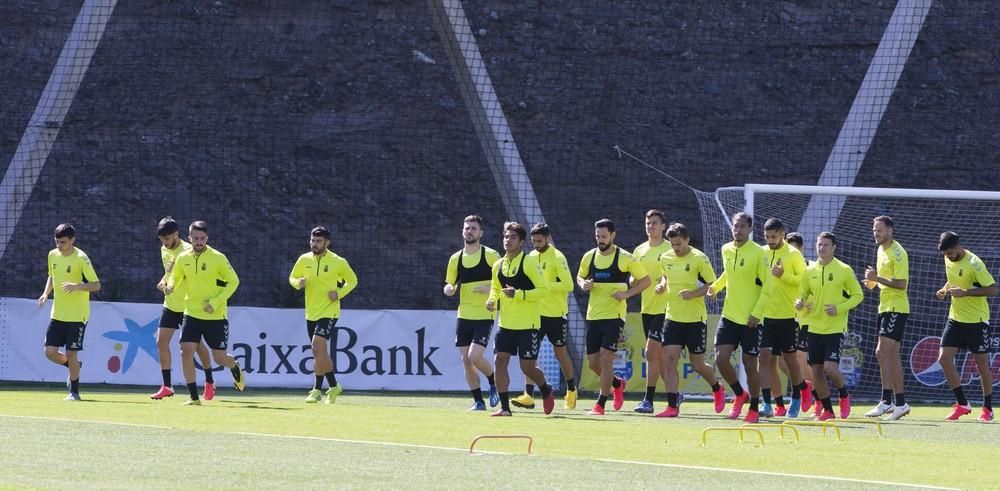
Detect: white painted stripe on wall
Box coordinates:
(0, 0, 118, 261)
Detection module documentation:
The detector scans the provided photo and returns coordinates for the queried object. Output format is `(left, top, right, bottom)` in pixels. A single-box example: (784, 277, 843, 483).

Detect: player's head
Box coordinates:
(310, 226, 331, 255)
(816, 231, 837, 261)
(645, 209, 666, 240)
(530, 222, 551, 252)
(157, 216, 180, 249)
(594, 218, 616, 251)
(785, 232, 804, 252)
(53, 223, 76, 252)
(666, 222, 690, 255)
(502, 221, 526, 254)
(938, 231, 964, 262)
(462, 215, 483, 245)
(763, 217, 786, 250)
(189, 221, 209, 252)
(872, 215, 894, 246)
(730, 212, 752, 244)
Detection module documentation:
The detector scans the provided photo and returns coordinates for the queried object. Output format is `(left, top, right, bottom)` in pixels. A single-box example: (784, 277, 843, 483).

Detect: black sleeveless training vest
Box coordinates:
(456, 246, 493, 283)
(588, 247, 629, 284)
(497, 252, 535, 291)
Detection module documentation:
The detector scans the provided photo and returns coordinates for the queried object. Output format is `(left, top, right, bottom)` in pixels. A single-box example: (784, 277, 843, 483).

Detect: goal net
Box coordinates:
(697, 184, 1000, 403)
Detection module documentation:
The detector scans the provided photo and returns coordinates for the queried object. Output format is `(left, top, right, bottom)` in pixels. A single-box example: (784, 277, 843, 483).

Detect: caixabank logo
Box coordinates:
(102, 317, 160, 373)
(910, 335, 1000, 387)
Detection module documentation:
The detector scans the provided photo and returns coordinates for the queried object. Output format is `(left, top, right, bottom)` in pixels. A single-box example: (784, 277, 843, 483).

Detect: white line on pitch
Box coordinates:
(231, 431, 509, 455)
(0, 414, 173, 430)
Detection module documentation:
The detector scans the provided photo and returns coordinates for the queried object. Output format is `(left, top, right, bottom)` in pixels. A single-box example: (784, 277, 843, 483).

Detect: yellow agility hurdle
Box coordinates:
(469, 434, 534, 455)
(700, 427, 765, 447)
(744, 423, 800, 443)
(781, 420, 842, 441)
(840, 418, 884, 438)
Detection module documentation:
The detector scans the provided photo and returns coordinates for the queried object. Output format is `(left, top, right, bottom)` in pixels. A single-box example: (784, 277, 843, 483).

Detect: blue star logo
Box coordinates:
(103, 318, 160, 373)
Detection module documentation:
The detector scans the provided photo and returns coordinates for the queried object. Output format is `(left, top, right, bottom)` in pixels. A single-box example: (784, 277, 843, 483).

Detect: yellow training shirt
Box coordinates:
(797, 258, 863, 334)
(445, 245, 500, 320)
(876, 240, 910, 314)
(660, 246, 716, 323)
(759, 241, 806, 319)
(489, 251, 549, 330)
(169, 245, 239, 320)
(634, 240, 671, 315)
(945, 250, 995, 323)
(577, 246, 648, 321)
(161, 240, 192, 312)
(709, 241, 768, 324)
(289, 250, 359, 321)
(529, 245, 572, 317)
(47, 247, 99, 323)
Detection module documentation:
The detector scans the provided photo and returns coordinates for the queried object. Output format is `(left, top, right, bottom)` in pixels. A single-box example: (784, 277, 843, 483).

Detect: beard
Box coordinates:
(597, 242, 611, 251)
(464, 236, 477, 244)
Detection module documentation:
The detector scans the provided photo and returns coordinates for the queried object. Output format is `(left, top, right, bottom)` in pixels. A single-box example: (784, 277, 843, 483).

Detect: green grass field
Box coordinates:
(0, 384, 993, 490)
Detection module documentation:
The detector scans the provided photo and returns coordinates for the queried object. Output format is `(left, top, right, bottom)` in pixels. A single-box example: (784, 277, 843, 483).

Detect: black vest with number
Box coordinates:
(457, 246, 493, 283)
(497, 252, 535, 291)
(588, 247, 629, 284)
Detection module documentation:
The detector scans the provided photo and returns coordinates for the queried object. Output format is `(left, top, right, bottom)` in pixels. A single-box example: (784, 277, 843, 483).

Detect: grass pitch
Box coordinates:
(0, 384, 993, 490)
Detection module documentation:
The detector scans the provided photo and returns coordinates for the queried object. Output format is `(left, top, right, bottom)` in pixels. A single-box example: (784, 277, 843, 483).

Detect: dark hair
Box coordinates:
(504, 221, 527, 241)
(873, 215, 894, 229)
(530, 223, 550, 237)
(817, 231, 837, 246)
(157, 216, 179, 237)
(785, 232, 803, 248)
(463, 215, 483, 226)
(732, 212, 752, 227)
(54, 223, 75, 239)
(645, 209, 666, 223)
(594, 218, 615, 233)
(189, 221, 208, 234)
(311, 226, 331, 239)
(666, 222, 689, 239)
(938, 231, 960, 251)
(763, 217, 785, 232)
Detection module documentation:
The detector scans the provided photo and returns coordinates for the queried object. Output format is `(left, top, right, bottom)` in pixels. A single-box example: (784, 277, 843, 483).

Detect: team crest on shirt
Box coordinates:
(66, 265, 71, 273)
(958, 269, 963, 277)
(685, 263, 690, 272)
(739, 258, 744, 267)
(324, 265, 329, 272)
(828, 273, 834, 281)
(201, 263, 207, 271)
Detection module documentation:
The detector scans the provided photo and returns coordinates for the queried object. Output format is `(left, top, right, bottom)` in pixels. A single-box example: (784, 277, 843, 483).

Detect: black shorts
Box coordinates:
(796, 324, 809, 351)
(180, 316, 229, 350)
(159, 308, 184, 329)
(663, 320, 708, 355)
(586, 318, 624, 354)
(539, 316, 568, 347)
(941, 319, 991, 354)
(714, 317, 760, 357)
(307, 318, 338, 340)
(877, 312, 909, 343)
(642, 313, 666, 344)
(455, 318, 492, 347)
(495, 328, 541, 360)
(45, 320, 87, 351)
(761, 318, 798, 354)
(807, 332, 843, 365)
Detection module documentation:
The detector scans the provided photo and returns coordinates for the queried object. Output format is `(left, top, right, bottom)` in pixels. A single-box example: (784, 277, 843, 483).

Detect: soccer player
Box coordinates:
(655, 222, 725, 417)
(150, 217, 216, 401)
(37, 223, 101, 401)
(756, 218, 808, 419)
(863, 216, 911, 420)
(165, 221, 246, 405)
(444, 215, 501, 410)
(577, 218, 650, 415)
(485, 222, 555, 416)
(784, 232, 814, 414)
(289, 226, 358, 404)
(511, 223, 578, 410)
(707, 212, 767, 422)
(935, 231, 996, 422)
(794, 232, 863, 421)
(632, 210, 672, 414)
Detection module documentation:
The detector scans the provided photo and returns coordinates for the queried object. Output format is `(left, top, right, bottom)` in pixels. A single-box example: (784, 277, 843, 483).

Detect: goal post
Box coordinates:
(696, 184, 1000, 403)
